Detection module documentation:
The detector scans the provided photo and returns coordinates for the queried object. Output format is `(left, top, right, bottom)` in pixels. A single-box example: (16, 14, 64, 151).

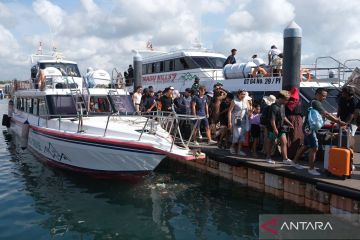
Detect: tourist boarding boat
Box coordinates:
(4, 53, 204, 179)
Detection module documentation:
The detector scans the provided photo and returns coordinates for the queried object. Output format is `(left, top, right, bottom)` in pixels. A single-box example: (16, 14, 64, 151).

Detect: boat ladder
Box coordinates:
(70, 89, 86, 132)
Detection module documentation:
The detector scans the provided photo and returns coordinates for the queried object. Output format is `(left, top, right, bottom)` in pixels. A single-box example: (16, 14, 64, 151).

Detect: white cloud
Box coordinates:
(0, 2, 16, 28)
(1, 0, 360, 81)
(227, 10, 254, 30)
(0, 24, 20, 57)
(32, 0, 66, 31)
(80, 0, 100, 14)
(200, 0, 231, 13)
(214, 30, 282, 63)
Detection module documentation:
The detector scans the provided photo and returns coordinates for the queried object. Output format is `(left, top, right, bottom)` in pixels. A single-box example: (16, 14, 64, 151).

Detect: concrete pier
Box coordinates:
(175, 146, 360, 220)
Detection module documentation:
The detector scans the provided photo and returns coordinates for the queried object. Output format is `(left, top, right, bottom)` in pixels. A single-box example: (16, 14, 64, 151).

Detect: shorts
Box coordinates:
(194, 117, 209, 129)
(268, 130, 286, 141)
(304, 130, 318, 148)
(250, 124, 260, 138)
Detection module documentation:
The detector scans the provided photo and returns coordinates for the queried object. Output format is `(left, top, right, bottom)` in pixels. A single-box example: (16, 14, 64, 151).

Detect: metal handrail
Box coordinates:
(36, 111, 205, 151)
(343, 59, 360, 80)
(314, 56, 354, 85)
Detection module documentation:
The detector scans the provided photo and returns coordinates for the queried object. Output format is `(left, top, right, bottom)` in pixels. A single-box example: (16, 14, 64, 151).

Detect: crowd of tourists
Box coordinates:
(132, 81, 360, 176)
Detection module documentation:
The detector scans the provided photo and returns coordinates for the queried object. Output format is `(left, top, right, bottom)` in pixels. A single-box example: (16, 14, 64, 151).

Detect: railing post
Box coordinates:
(59, 115, 61, 130)
(186, 119, 198, 147)
(138, 117, 149, 141)
(103, 114, 111, 137)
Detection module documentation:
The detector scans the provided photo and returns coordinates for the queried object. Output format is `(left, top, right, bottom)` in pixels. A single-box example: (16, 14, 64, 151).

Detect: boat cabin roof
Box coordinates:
(142, 49, 226, 64)
(37, 59, 77, 65)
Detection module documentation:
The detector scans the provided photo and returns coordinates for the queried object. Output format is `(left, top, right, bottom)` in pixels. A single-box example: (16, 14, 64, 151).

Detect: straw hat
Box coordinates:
(263, 95, 276, 106)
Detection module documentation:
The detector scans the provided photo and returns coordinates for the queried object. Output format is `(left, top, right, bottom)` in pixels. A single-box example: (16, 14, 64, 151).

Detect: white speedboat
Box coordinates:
(5, 54, 204, 180)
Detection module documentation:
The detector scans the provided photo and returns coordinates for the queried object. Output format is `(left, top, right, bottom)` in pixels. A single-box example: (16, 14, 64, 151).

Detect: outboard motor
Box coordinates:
(20, 120, 30, 150)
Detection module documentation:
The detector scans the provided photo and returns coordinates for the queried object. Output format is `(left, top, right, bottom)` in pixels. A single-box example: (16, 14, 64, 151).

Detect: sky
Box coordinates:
(0, 0, 359, 80)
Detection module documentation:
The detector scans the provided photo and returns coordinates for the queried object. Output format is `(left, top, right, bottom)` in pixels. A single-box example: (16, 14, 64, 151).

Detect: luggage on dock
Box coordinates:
(328, 127, 353, 179)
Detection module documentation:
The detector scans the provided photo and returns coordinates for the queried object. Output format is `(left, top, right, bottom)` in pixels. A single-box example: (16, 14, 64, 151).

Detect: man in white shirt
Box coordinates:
(268, 45, 281, 65)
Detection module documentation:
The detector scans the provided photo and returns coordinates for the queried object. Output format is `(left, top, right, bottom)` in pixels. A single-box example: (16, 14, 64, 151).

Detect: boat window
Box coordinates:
(142, 65, 146, 75)
(164, 60, 175, 72)
(39, 63, 81, 77)
(191, 57, 226, 69)
(33, 98, 39, 116)
(15, 98, 21, 110)
(38, 98, 47, 116)
(109, 95, 135, 114)
(146, 64, 153, 74)
(27, 98, 33, 114)
(88, 96, 111, 113)
(154, 62, 161, 73)
(160, 61, 164, 72)
(208, 57, 226, 69)
(21, 98, 25, 111)
(46, 95, 77, 116)
(192, 57, 212, 69)
(175, 57, 191, 71)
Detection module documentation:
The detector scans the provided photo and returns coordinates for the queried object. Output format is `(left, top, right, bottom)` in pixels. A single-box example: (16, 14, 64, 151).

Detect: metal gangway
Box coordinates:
(302, 56, 360, 87)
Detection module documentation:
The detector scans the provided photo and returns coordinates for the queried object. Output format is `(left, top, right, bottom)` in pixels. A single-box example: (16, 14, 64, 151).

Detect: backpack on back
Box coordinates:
(307, 101, 324, 131)
(260, 105, 270, 126)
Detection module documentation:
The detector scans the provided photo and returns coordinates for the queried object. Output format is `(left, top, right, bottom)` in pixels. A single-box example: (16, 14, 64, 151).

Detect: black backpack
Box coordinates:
(260, 105, 270, 126)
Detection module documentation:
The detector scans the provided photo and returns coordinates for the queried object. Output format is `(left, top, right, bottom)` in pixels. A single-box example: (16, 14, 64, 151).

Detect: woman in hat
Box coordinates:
(285, 88, 303, 159)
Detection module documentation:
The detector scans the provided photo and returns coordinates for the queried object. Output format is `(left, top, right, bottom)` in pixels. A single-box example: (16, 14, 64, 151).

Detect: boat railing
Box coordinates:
(308, 56, 355, 85)
(37, 111, 204, 152)
(135, 111, 205, 151)
(343, 59, 360, 80)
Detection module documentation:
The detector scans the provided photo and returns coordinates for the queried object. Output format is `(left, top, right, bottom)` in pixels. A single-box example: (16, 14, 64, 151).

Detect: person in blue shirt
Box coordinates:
(191, 86, 216, 145)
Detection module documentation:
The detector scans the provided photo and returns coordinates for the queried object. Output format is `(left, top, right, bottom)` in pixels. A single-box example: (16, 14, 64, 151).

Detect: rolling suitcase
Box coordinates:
(328, 127, 353, 179)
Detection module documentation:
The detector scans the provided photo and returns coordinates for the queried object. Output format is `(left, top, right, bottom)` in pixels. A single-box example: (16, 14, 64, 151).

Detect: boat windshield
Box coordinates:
(191, 57, 226, 69)
(39, 63, 81, 77)
(109, 95, 135, 114)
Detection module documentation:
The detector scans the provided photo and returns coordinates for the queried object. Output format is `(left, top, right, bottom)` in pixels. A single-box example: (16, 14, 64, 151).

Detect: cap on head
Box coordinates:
(271, 45, 277, 49)
(185, 88, 192, 93)
(194, 76, 200, 82)
(169, 86, 174, 90)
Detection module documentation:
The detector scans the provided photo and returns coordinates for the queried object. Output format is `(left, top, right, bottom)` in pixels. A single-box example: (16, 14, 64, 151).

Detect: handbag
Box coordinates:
(235, 117, 242, 127)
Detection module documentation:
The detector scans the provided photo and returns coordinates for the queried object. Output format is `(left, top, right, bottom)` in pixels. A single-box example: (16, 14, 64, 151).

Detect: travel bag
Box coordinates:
(328, 127, 353, 179)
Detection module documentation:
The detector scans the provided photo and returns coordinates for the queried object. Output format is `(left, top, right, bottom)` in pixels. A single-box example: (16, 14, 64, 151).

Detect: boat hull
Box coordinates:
(10, 120, 166, 179)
